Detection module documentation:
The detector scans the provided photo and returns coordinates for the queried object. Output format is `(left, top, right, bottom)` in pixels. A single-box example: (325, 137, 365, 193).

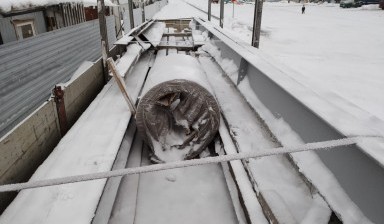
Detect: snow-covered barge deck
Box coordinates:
(1, 18, 384, 224)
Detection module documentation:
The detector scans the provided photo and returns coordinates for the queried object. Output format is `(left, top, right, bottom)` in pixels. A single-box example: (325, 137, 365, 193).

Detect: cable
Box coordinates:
(0, 137, 364, 192)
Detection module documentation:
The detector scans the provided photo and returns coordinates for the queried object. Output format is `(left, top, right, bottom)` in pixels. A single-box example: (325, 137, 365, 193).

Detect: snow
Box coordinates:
(1, 1, 383, 223)
(142, 22, 166, 47)
(152, 2, 384, 221)
(142, 54, 213, 95)
(115, 43, 143, 77)
(198, 56, 332, 223)
(200, 35, 376, 223)
(153, 0, 207, 19)
(200, 41, 239, 82)
(0, 0, 115, 12)
(236, 76, 373, 223)
(0, 53, 151, 224)
(134, 160, 238, 224)
(192, 14, 384, 167)
(186, 0, 384, 124)
(113, 35, 134, 45)
(218, 120, 269, 224)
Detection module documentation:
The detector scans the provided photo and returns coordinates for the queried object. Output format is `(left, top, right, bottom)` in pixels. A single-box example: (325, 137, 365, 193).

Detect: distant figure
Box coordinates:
(302, 5, 306, 14)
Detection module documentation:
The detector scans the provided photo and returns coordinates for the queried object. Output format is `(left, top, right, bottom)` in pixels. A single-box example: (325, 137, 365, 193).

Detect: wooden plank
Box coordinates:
(107, 58, 136, 115)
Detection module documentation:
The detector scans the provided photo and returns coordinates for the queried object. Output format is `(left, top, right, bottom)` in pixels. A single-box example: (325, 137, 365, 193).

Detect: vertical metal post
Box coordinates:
(219, 0, 224, 28)
(208, 0, 212, 21)
(251, 0, 263, 48)
(98, 0, 110, 83)
(141, 1, 146, 23)
(128, 0, 135, 29)
(112, 0, 122, 38)
(232, 1, 235, 18)
(53, 86, 68, 136)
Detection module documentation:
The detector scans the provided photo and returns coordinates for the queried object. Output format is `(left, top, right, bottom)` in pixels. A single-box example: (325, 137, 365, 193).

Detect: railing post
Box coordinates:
(219, 0, 224, 28)
(252, 0, 264, 48)
(128, 0, 135, 29)
(112, 0, 122, 39)
(98, 0, 110, 83)
(208, 0, 212, 21)
(141, 1, 146, 23)
(53, 86, 68, 136)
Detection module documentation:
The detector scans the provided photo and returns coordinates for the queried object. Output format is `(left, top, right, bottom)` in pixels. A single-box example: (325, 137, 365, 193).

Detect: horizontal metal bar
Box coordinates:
(163, 32, 191, 37)
(156, 45, 195, 51)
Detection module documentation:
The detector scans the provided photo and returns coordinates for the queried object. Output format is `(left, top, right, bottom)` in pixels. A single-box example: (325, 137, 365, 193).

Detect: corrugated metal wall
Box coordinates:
(0, 16, 116, 137)
(0, 11, 47, 44)
(123, 0, 167, 33)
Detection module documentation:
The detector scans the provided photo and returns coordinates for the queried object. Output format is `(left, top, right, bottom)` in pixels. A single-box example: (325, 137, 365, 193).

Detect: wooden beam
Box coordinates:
(128, 0, 134, 29)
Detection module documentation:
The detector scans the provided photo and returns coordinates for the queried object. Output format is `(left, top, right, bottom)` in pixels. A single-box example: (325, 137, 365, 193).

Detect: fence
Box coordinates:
(0, 16, 116, 137)
(123, 0, 167, 33)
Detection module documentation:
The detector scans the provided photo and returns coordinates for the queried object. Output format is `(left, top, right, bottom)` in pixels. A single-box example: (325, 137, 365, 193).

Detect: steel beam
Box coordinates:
(98, 0, 110, 83)
(220, 0, 224, 28)
(163, 32, 192, 37)
(128, 0, 135, 29)
(208, 0, 212, 21)
(252, 0, 263, 48)
(195, 17, 384, 223)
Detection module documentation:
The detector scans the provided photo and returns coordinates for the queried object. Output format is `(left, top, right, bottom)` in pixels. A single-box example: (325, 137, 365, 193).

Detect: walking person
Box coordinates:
(302, 5, 306, 14)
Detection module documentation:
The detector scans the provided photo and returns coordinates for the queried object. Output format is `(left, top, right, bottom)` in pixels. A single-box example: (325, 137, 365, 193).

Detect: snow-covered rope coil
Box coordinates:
(0, 137, 366, 192)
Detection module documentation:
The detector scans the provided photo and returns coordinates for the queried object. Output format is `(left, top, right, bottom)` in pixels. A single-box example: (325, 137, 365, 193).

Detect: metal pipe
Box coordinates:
(251, 0, 263, 48)
(53, 86, 68, 136)
(141, 1, 145, 23)
(219, 0, 224, 28)
(128, 0, 135, 29)
(98, 0, 110, 83)
(208, 0, 212, 21)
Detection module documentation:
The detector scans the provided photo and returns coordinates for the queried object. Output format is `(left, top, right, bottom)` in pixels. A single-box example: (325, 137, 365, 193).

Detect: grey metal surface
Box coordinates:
(244, 63, 384, 224)
(0, 11, 47, 44)
(197, 18, 384, 223)
(0, 16, 116, 138)
(133, 8, 143, 27)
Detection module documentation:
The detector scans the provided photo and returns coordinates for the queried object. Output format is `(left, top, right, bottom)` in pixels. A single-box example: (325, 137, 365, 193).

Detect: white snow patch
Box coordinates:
(199, 56, 331, 223)
(142, 22, 166, 47)
(200, 41, 239, 83)
(236, 76, 374, 224)
(115, 43, 143, 77)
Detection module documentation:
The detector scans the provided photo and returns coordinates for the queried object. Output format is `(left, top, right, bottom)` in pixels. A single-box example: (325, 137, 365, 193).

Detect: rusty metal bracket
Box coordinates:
(53, 86, 68, 136)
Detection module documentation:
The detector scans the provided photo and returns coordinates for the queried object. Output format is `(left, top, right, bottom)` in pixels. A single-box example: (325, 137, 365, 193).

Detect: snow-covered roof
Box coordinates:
(0, 0, 116, 13)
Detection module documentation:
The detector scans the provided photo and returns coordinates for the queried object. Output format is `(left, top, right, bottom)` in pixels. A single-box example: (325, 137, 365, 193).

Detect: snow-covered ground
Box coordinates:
(1, 1, 383, 223)
(156, 0, 384, 122)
